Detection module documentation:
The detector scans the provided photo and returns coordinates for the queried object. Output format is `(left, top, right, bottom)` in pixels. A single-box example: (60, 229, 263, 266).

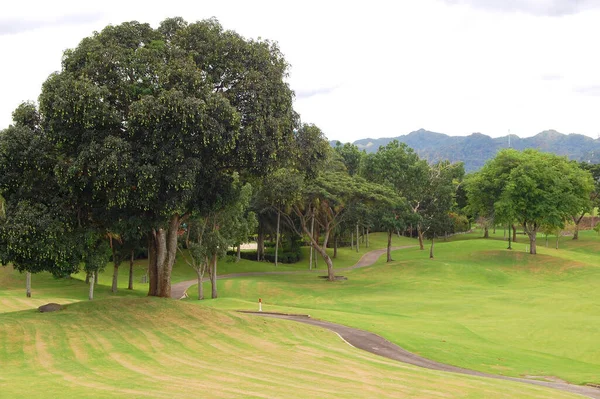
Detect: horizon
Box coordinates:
(332, 128, 600, 144)
(2, 0, 600, 142)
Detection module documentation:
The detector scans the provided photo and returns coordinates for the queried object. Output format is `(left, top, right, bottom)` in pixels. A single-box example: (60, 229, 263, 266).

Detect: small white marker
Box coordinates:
(259, 298, 262, 312)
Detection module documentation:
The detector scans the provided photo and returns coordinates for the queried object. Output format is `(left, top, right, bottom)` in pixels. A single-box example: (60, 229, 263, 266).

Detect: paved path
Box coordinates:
(172, 245, 600, 398)
(170, 246, 411, 299)
(243, 312, 600, 399)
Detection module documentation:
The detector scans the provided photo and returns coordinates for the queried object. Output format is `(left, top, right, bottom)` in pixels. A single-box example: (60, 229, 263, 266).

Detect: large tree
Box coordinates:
(36, 18, 295, 297)
(361, 140, 430, 249)
(0, 104, 82, 297)
(285, 170, 394, 281)
(469, 149, 593, 254)
(420, 161, 464, 259)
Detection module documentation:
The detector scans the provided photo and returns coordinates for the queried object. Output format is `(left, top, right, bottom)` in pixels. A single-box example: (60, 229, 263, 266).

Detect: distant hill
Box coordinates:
(331, 129, 600, 172)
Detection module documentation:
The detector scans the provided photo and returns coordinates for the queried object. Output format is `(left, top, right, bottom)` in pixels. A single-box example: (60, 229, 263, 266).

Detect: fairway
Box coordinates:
(1, 232, 599, 398)
(190, 231, 600, 386)
(0, 298, 585, 399)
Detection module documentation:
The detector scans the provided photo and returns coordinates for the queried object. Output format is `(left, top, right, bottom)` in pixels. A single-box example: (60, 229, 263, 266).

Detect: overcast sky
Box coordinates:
(1, 0, 600, 142)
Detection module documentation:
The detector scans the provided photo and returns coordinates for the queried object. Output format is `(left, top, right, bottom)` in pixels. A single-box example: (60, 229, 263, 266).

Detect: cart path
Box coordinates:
(170, 245, 412, 300)
(172, 244, 600, 398)
(243, 312, 600, 399)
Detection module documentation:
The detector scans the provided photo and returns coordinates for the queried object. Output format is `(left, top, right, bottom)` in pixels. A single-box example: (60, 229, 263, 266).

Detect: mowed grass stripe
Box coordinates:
(0, 298, 581, 398)
(193, 231, 600, 385)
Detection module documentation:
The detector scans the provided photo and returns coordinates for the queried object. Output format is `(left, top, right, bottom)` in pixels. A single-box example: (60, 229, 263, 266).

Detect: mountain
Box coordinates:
(332, 129, 600, 172)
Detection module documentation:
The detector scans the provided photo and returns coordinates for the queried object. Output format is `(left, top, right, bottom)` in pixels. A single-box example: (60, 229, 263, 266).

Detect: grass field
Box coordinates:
(0, 298, 583, 398)
(1, 230, 599, 397)
(189, 231, 600, 386)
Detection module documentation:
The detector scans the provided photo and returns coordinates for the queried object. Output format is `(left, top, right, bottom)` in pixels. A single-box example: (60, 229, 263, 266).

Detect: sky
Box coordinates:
(1, 0, 599, 142)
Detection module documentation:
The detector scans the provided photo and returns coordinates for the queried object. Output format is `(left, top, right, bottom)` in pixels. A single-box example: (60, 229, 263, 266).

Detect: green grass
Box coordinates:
(0, 298, 583, 398)
(2, 231, 599, 397)
(190, 231, 600, 386)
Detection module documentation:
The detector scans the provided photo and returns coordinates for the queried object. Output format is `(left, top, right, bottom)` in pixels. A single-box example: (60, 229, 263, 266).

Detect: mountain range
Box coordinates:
(332, 129, 600, 172)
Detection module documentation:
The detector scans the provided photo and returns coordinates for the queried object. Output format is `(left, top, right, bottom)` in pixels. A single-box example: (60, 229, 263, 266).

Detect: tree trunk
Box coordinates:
(185, 225, 191, 249)
(275, 209, 281, 267)
(356, 223, 359, 252)
(236, 244, 241, 262)
(483, 226, 489, 238)
(210, 253, 218, 299)
(89, 273, 95, 300)
(417, 226, 425, 250)
(429, 237, 435, 259)
(493, 225, 496, 234)
(85, 272, 90, 285)
(197, 268, 204, 300)
(351, 232, 354, 250)
(94, 270, 98, 287)
(530, 234, 537, 254)
(111, 264, 119, 293)
(257, 222, 265, 261)
(111, 245, 119, 293)
(512, 224, 517, 242)
(26, 271, 31, 298)
(387, 230, 393, 262)
(572, 214, 584, 240)
(148, 214, 181, 298)
(545, 236, 549, 247)
(524, 225, 537, 254)
(148, 233, 158, 296)
(301, 217, 335, 281)
(333, 234, 338, 259)
(556, 234, 560, 249)
(366, 228, 369, 248)
(128, 250, 134, 290)
(309, 212, 315, 270)
(314, 231, 334, 281)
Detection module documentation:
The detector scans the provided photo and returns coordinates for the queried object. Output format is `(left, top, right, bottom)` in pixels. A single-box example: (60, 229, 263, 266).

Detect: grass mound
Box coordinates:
(0, 297, 582, 398)
(196, 233, 600, 385)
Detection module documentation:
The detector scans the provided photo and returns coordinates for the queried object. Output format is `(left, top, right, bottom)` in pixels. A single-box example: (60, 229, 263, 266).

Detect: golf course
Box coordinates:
(1, 230, 599, 398)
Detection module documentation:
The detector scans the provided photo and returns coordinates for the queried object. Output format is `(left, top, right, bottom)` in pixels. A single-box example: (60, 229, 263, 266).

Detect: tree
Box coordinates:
(334, 142, 363, 176)
(420, 161, 464, 259)
(471, 149, 593, 254)
(35, 18, 296, 298)
(371, 199, 411, 262)
(180, 180, 256, 299)
(571, 162, 600, 239)
(361, 140, 430, 249)
(285, 171, 394, 280)
(0, 106, 82, 296)
(82, 231, 110, 300)
(255, 168, 303, 266)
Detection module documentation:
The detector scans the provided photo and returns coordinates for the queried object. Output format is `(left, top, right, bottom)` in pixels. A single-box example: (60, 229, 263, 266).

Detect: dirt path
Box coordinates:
(170, 246, 411, 299)
(243, 312, 600, 399)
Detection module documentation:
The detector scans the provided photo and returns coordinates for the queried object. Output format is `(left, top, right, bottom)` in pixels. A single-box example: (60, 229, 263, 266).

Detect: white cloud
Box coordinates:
(1, 0, 600, 142)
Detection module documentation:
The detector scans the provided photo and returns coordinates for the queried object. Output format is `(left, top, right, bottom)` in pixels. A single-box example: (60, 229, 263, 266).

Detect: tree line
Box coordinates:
(0, 17, 596, 300)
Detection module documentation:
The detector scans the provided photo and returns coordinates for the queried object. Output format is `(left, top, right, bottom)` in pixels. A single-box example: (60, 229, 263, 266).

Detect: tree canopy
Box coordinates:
(31, 17, 296, 297)
(467, 149, 593, 254)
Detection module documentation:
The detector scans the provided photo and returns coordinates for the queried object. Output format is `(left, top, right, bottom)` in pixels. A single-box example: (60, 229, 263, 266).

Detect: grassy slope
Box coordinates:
(0, 298, 581, 399)
(192, 231, 600, 385)
(2, 231, 599, 396)
(1, 233, 416, 311)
